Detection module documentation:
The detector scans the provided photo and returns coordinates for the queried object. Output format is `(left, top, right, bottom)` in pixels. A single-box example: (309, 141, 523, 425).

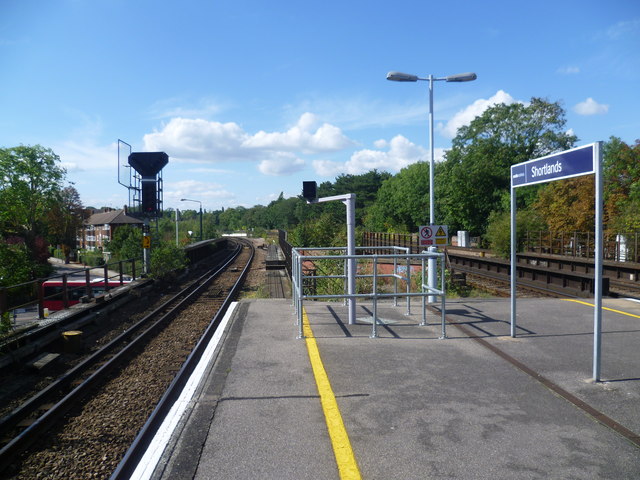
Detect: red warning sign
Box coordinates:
(418, 225, 448, 246)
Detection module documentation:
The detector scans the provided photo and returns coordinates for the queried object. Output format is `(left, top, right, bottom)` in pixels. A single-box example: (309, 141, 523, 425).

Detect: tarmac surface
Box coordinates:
(150, 297, 640, 479)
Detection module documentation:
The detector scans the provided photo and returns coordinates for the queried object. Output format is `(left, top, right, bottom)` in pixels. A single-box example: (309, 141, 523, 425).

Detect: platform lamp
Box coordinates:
(180, 198, 203, 242)
(386, 70, 477, 301)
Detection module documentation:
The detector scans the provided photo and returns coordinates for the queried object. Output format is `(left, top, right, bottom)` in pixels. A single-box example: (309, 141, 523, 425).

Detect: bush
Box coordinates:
(79, 250, 105, 266)
(150, 242, 189, 279)
(484, 208, 545, 258)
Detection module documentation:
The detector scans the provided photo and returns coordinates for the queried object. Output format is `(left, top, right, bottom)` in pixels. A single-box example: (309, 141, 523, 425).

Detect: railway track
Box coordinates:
(0, 238, 254, 479)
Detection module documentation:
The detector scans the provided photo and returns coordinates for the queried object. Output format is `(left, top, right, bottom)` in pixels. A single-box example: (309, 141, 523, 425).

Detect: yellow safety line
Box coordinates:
(302, 308, 362, 480)
(562, 299, 640, 319)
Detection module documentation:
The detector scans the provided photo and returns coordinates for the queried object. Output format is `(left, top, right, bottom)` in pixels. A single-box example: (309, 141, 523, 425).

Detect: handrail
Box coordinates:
(292, 246, 447, 339)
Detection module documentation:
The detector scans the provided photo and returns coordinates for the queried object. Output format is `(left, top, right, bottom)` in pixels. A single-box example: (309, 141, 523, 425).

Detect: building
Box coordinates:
(78, 208, 143, 251)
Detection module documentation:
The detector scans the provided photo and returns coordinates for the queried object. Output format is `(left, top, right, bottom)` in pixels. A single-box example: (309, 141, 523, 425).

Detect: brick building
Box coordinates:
(78, 208, 143, 251)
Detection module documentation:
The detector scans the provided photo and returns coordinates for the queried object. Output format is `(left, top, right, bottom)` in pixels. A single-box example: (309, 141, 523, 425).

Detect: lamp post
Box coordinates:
(387, 70, 477, 301)
(180, 198, 203, 242)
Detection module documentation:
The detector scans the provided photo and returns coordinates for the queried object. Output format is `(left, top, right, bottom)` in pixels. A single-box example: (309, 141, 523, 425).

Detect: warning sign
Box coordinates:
(142, 236, 151, 249)
(418, 225, 448, 247)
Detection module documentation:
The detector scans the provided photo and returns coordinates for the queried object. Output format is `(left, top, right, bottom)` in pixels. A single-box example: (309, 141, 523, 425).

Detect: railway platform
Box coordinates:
(140, 297, 640, 479)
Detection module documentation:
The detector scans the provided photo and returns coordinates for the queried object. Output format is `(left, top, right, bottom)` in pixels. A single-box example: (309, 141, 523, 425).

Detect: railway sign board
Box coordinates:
(510, 142, 604, 382)
(511, 144, 595, 188)
(419, 225, 448, 246)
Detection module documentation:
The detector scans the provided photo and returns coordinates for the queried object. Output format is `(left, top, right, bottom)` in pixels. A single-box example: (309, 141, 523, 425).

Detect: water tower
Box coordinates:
(127, 152, 169, 217)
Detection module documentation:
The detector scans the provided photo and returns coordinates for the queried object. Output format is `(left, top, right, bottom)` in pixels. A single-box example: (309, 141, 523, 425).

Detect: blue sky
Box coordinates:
(1, 0, 639, 211)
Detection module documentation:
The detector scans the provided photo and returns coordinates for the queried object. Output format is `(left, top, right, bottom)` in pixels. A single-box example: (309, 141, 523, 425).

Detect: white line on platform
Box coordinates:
(130, 302, 238, 480)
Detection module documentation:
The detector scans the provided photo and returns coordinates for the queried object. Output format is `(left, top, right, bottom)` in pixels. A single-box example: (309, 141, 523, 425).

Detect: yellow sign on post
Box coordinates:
(142, 236, 151, 249)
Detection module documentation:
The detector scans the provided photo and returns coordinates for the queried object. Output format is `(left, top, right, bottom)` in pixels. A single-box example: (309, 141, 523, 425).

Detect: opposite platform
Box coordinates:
(151, 297, 640, 479)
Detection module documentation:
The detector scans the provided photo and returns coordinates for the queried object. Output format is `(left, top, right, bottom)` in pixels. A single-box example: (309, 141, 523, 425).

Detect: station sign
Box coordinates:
(511, 144, 595, 188)
(419, 225, 448, 246)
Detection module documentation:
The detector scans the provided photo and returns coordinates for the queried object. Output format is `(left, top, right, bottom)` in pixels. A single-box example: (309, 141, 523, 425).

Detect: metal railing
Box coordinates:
(292, 246, 447, 339)
(0, 258, 140, 326)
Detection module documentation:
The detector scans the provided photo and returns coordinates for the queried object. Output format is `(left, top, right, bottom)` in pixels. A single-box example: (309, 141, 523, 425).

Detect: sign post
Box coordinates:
(510, 143, 603, 381)
(419, 225, 448, 302)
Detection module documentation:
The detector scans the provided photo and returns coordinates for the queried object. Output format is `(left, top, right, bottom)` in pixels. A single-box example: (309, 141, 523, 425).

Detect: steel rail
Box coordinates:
(110, 238, 255, 479)
(0, 241, 243, 473)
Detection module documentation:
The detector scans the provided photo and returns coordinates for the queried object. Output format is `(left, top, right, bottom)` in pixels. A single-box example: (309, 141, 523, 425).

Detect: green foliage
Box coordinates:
(150, 242, 188, 279)
(0, 240, 34, 287)
(79, 250, 105, 267)
(436, 99, 576, 235)
(1, 311, 11, 335)
(0, 145, 70, 282)
(603, 137, 640, 232)
(106, 225, 142, 261)
(484, 208, 546, 257)
(288, 212, 344, 247)
(363, 162, 430, 232)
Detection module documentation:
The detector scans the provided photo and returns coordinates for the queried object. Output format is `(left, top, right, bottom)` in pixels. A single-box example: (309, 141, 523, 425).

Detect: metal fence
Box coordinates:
(363, 230, 640, 263)
(0, 257, 140, 324)
(523, 231, 639, 262)
(291, 246, 447, 339)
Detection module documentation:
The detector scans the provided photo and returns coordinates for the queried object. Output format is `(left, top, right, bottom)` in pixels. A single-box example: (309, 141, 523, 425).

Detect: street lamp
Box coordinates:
(180, 198, 203, 242)
(387, 70, 477, 301)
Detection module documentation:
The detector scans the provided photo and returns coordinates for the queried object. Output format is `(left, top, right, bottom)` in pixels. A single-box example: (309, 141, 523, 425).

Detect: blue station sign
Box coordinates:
(511, 144, 595, 188)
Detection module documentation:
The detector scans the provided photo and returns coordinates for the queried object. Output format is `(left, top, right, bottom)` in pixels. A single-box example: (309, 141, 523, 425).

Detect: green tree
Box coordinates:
(363, 162, 430, 233)
(603, 137, 640, 231)
(105, 225, 142, 261)
(0, 145, 68, 279)
(436, 98, 576, 235)
(150, 242, 188, 279)
(46, 185, 84, 256)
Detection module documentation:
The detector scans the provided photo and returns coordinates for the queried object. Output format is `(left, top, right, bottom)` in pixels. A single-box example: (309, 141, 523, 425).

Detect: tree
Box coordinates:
(534, 176, 595, 233)
(313, 171, 391, 227)
(603, 137, 640, 231)
(363, 162, 430, 232)
(0, 145, 68, 279)
(105, 225, 142, 261)
(46, 185, 84, 257)
(436, 98, 577, 236)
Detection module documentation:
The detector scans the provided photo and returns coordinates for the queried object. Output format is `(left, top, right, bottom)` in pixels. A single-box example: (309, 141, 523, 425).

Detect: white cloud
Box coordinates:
(606, 19, 640, 40)
(258, 155, 305, 176)
(438, 90, 519, 138)
(165, 179, 237, 205)
(142, 113, 354, 176)
(574, 98, 609, 115)
(312, 135, 435, 177)
(143, 118, 251, 163)
(243, 112, 354, 153)
(557, 65, 580, 75)
(55, 140, 117, 172)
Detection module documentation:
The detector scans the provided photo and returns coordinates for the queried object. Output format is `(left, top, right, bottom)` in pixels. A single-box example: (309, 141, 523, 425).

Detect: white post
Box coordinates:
(345, 194, 357, 325)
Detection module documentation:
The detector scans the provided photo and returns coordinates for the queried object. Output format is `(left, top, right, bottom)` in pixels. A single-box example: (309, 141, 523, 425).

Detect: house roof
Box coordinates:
(84, 209, 143, 226)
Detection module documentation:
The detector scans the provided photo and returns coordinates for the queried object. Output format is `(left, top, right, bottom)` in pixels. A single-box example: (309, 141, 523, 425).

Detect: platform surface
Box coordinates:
(152, 297, 640, 479)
